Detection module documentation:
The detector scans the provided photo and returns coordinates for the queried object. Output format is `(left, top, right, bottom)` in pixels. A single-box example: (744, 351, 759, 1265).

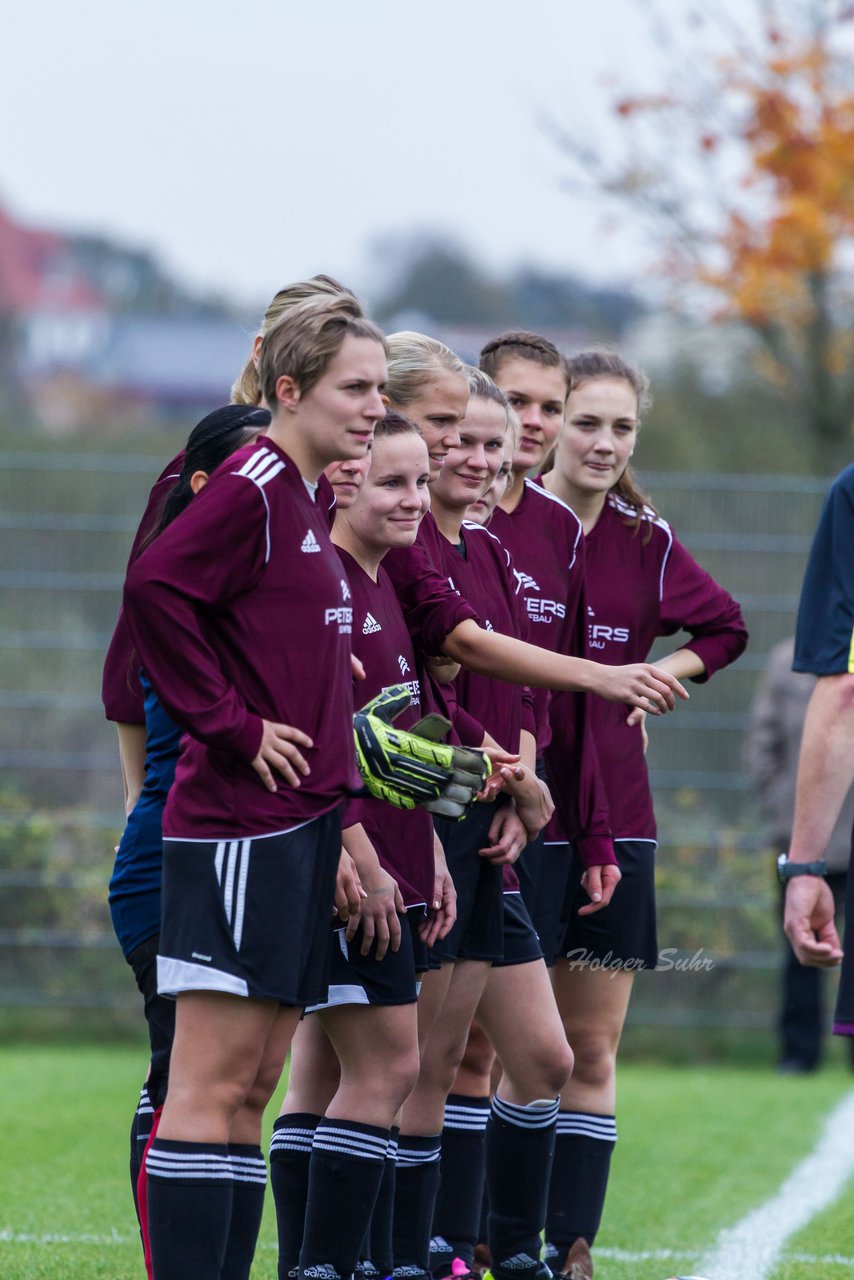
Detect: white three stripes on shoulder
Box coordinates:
(236, 446, 286, 488)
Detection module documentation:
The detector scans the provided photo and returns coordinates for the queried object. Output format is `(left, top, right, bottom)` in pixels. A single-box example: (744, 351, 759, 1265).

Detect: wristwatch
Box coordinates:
(777, 853, 828, 883)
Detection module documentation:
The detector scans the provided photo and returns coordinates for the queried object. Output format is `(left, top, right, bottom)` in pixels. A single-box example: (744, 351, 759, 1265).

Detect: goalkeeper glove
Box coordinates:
(353, 685, 491, 818)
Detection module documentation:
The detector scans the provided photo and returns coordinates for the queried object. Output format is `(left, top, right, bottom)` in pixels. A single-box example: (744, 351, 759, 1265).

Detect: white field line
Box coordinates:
(3, 1233, 854, 1270)
(699, 1089, 854, 1280)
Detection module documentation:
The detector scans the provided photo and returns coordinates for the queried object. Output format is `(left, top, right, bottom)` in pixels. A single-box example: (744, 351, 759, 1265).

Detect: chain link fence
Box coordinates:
(0, 452, 838, 1052)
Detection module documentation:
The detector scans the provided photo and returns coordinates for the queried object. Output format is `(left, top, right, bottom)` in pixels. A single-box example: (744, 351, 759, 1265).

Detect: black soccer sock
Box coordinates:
(221, 1143, 267, 1280)
(485, 1095, 558, 1279)
(270, 1112, 322, 1279)
(545, 1111, 617, 1251)
(364, 1126, 398, 1277)
(129, 1084, 154, 1225)
(299, 1116, 390, 1280)
(145, 1137, 233, 1280)
(392, 1133, 443, 1277)
(431, 1095, 490, 1272)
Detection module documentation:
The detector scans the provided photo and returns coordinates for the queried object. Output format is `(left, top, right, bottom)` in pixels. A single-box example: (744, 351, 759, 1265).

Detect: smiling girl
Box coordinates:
(540, 349, 747, 1280)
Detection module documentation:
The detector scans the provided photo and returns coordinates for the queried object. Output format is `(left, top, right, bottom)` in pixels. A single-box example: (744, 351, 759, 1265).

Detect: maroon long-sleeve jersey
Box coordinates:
(491, 480, 616, 869)
(582, 494, 748, 839)
(341, 550, 435, 909)
(431, 521, 534, 755)
(102, 452, 184, 724)
(384, 510, 485, 746)
(123, 437, 357, 839)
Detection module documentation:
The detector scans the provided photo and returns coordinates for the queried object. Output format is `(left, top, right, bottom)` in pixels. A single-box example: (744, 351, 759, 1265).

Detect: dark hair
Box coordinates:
(141, 405, 271, 551)
(479, 330, 569, 395)
(373, 407, 423, 439)
(127, 404, 270, 694)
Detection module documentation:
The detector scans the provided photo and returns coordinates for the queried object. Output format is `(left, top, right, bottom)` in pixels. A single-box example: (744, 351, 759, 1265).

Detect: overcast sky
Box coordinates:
(2, 1, 690, 310)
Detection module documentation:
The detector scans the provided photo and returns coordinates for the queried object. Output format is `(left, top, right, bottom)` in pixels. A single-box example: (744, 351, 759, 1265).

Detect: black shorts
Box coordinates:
(157, 809, 342, 1006)
(127, 933, 175, 1110)
(305, 910, 428, 1012)
(559, 838, 658, 971)
(516, 834, 572, 967)
(491, 891, 544, 969)
(430, 803, 504, 964)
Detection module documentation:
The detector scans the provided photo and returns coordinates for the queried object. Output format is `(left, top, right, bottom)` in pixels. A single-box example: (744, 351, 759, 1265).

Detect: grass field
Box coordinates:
(2, 1043, 854, 1280)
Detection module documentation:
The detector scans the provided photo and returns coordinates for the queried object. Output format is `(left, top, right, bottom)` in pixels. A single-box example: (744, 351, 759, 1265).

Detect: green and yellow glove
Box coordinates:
(353, 685, 491, 819)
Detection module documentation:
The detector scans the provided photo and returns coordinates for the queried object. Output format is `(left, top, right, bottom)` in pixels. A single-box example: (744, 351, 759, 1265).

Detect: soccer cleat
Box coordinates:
(483, 1261, 552, 1280)
(558, 1238, 593, 1280)
(356, 1262, 382, 1280)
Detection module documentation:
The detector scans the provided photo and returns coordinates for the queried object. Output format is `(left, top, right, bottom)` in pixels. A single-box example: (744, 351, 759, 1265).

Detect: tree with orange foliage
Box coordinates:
(551, 2, 854, 465)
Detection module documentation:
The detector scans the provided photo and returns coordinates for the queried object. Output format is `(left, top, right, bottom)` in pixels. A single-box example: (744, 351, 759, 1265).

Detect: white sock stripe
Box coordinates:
(269, 1127, 317, 1154)
(555, 1112, 618, 1141)
(229, 1154, 266, 1170)
(387, 1141, 399, 1160)
(147, 1148, 231, 1166)
(145, 1150, 233, 1180)
(313, 1139, 388, 1161)
(444, 1104, 490, 1131)
(492, 1096, 559, 1130)
(231, 1162, 268, 1185)
(396, 1145, 441, 1166)
(313, 1129, 389, 1161)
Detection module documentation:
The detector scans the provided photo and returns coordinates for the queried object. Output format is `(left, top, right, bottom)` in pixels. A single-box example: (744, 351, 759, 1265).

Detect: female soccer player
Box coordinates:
(393, 370, 569, 1280)
(123, 293, 388, 1280)
(379, 334, 687, 734)
(102, 275, 352, 801)
(540, 349, 748, 1280)
(484, 331, 618, 959)
(270, 412, 458, 1280)
(108, 404, 271, 1266)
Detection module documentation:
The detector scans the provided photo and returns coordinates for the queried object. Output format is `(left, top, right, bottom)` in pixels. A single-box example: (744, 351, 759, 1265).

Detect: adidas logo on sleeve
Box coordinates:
(301, 529, 321, 553)
(362, 613, 382, 634)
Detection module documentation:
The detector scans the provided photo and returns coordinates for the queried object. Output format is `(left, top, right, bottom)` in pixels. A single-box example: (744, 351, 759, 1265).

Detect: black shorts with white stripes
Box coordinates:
(305, 909, 429, 1012)
(157, 808, 342, 1006)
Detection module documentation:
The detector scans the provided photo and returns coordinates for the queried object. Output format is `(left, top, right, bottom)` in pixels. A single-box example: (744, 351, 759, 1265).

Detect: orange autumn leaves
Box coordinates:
(606, 11, 854, 411)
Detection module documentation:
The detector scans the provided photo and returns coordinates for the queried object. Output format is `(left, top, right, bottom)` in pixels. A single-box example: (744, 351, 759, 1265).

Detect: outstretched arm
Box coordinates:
(442, 619, 688, 713)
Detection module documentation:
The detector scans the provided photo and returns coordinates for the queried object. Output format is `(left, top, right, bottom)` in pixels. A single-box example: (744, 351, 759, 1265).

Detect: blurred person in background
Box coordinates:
(746, 636, 854, 1074)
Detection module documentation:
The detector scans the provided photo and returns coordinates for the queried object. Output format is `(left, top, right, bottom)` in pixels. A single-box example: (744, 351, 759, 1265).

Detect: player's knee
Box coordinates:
(568, 1035, 616, 1091)
(505, 1036, 574, 1099)
(387, 1045, 422, 1110)
(460, 1027, 496, 1081)
(344, 1044, 420, 1115)
(244, 1058, 287, 1117)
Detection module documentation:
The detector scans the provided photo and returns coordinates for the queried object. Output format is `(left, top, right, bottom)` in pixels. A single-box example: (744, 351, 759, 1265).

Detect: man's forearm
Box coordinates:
(789, 674, 854, 859)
